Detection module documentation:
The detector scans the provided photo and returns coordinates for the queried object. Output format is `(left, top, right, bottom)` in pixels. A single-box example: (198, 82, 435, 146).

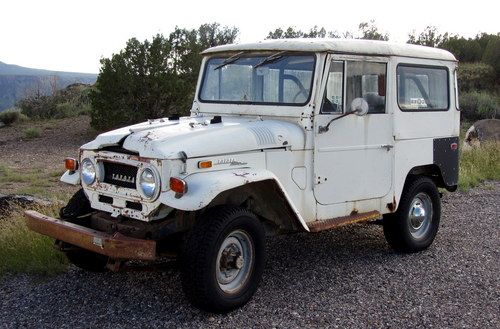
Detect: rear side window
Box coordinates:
(397, 65, 449, 111)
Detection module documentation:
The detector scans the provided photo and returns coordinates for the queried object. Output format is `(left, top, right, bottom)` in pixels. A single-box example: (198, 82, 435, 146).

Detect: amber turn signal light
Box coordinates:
(169, 177, 187, 194)
(64, 158, 78, 172)
(198, 160, 212, 169)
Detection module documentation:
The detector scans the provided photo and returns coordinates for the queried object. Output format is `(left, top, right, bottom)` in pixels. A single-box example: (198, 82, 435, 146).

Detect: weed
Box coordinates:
(22, 127, 41, 139)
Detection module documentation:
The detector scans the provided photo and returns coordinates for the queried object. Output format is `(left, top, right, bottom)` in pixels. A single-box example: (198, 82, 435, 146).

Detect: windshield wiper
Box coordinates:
(254, 51, 288, 69)
(213, 51, 246, 70)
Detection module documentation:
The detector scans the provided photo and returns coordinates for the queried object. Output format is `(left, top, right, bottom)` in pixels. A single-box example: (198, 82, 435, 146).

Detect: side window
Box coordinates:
(321, 61, 344, 113)
(346, 61, 387, 114)
(397, 65, 449, 111)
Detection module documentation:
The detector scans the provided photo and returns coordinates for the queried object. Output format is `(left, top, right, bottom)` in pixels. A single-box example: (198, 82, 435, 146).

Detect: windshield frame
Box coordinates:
(197, 52, 317, 107)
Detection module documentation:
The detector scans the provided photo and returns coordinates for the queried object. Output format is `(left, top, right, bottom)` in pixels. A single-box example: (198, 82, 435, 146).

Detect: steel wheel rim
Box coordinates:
(408, 192, 433, 240)
(216, 229, 254, 294)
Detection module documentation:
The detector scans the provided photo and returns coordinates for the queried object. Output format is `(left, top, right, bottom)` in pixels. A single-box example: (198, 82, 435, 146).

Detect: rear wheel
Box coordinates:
(383, 176, 441, 253)
(181, 206, 265, 313)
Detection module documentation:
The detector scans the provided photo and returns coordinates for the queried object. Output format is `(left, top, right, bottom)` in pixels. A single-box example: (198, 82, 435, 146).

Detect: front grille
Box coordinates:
(102, 162, 138, 189)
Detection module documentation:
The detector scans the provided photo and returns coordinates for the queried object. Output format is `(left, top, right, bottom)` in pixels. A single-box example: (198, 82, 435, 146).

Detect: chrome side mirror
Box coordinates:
(351, 98, 369, 116)
(318, 98, 369, 134)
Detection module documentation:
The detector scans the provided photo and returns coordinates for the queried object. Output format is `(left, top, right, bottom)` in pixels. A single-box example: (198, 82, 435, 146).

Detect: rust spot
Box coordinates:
(386, 196, 397, 212)
(24, 210, 156, 260)
(350, 209, 358, 215)
(307, 210, 381, 232)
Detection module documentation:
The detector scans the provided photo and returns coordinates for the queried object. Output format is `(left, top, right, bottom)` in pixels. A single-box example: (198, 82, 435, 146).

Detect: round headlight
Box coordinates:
(81, 158, 96, 185)
(139, 168, 157, 198)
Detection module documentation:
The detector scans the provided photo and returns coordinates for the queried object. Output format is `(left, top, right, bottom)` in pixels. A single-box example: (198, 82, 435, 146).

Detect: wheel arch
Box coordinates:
(391, 164, 452, 214)
(407, 164, 456, 192)
(159, 169, 309, 232)
(208, 180, 307, 233)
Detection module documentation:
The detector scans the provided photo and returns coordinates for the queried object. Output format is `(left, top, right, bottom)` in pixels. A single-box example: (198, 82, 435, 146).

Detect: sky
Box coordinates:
(1, 0, 498, 74)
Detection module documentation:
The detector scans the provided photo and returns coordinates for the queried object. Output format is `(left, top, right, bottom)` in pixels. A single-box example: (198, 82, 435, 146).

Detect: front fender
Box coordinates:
(60, 170, 80, 185)
(159, 168, 309, 231)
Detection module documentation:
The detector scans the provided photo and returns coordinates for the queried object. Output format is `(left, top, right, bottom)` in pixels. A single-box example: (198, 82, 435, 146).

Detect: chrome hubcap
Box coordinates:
(408, 192, 433, 239)
(216, 230, 254, 294)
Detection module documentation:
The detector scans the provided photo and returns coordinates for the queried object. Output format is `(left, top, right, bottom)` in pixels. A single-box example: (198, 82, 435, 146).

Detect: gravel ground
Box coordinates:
(1, 182, 499, 328)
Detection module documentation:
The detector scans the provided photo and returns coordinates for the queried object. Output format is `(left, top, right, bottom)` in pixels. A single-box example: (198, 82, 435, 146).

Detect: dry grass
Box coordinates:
(458, 142, 500, 191)
(0, 165, 68, 199)
(0, 204, 68, 276)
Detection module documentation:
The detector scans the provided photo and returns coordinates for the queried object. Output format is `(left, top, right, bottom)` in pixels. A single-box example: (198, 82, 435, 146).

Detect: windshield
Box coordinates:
(199, 53, 316, 105)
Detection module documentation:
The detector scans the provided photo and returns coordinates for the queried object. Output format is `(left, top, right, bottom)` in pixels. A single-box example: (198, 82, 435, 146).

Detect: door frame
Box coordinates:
(312, 53, 394, 211)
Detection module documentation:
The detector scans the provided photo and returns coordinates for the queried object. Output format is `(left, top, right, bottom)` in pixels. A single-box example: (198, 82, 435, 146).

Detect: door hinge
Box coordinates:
(314, 175, 327, 185)
(381, 144, 394, 151)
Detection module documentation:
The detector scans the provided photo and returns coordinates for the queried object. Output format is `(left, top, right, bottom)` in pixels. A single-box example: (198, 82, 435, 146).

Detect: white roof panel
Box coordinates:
(202, 38, 457, 61)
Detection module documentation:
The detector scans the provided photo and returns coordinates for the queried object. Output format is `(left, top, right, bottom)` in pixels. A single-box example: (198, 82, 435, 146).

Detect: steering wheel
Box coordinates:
(283, 74, 309, 103)
(293, 88, 310, 103)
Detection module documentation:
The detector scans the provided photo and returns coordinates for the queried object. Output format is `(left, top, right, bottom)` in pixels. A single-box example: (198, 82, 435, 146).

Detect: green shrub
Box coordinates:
(77, 103, 92, 116)
(90, 24, 239, 131)
(482, 35, 500, 78)
(18, 95, 57, 119)
(459, 91, 499, 121)
(0, 110, 20, 125)
(22, 127, 41, 139)
(458, 63, 496, 92)
(17, 113, 30, 122)
(18, 83, 93, 120)
(54, 102, 75, 119)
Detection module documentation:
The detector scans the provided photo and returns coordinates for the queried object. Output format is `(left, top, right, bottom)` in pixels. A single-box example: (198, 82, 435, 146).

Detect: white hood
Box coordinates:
(81, 116, 305, 159)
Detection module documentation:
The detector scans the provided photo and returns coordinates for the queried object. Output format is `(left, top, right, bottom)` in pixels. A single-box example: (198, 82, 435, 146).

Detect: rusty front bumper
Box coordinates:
(24, 210, 156, 261)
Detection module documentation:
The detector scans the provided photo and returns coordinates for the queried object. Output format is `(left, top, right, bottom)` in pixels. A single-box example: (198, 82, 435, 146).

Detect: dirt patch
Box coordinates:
(0, 116, 97, 199)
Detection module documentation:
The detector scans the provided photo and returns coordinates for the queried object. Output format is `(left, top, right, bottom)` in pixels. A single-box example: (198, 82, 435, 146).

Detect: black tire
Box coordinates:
(181, 206, 265, 313)
(65, 249, 108, 272)
(59, 189, 92, 220)
(383, 176, 441, 253)
(60, 189, 108, 272)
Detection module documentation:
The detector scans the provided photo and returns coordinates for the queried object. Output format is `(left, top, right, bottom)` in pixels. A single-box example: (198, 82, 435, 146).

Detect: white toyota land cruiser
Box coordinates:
(26, 39, 460, 313)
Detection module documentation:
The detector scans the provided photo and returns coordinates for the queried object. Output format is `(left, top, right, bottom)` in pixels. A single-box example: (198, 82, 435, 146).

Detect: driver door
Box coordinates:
(313, 55, 393, 205)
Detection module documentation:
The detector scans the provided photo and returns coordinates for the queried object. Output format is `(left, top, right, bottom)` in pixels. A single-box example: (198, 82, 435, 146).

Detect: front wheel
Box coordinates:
(60, 189, 108, 272)
(65, 249, 108, 272)
(383, 176, 441, 253)
(181, 206, 265, 313)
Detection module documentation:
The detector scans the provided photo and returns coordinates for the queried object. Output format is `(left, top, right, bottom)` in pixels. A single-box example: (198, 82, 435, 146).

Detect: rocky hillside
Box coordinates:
(0, 61, 97, 111)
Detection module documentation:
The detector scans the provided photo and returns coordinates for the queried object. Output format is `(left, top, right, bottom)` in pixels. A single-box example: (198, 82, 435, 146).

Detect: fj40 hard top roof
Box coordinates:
(202, 38, 457, 62)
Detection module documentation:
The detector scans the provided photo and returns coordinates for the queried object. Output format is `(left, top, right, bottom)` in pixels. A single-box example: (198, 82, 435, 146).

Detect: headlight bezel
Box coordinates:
(80, 158, 97, 185)
(138, 166, 160, 200)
